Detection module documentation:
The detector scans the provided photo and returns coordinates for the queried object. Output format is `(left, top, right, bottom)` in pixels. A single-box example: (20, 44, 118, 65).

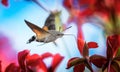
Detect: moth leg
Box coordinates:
(27, 35, 36, 44)
(53, 41, 57, 46)
(44, 37, 49, 43)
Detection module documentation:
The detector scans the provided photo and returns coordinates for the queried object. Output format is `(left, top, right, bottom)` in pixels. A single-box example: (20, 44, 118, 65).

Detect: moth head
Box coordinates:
(27, 36, 36, 44)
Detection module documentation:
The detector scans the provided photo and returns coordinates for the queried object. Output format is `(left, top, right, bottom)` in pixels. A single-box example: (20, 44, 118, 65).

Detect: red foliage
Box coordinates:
(63, 0, 120, 41)
(90, 55, 106, 68)
(3, 50, 64, 72)
(50, 54, 64, 72)
(107, 35, 120, 57)
(0, 33, 17, 72)
(41, 52, 53, 59)
(87, 42, 98, 48)
(77, 38, 98, 56)
(67, 38, 98, 72)
(63, 0, 120, 20)
(77, 38, 85, 56)
(1, 0, 8, 6)
(67, 35, 120, 72)
(26, 54, 47, 72)
(66, 57, 83, 69)
(74, 64, 85, 72)
(90, 35, 120, 72)
(5, 63, 20, 72)
(18, 50, 30, 71)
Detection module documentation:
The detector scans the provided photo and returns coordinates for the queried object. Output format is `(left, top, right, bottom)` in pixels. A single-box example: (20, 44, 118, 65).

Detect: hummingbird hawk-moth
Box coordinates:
(25, 11, 66, 45)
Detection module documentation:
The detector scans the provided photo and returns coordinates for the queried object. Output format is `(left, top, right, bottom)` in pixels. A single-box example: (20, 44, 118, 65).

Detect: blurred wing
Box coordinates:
(43, 13, 55, 31)
(25, 20, 50, 39)
(54, 11, 63, 32)
(43, 11, 63, 32)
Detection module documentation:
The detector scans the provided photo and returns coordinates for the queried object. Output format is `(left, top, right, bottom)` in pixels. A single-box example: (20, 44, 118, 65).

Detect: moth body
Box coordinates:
(25, 11, 63, 45)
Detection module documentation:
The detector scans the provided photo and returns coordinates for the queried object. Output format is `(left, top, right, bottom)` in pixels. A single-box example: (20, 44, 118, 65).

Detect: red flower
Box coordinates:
(63, 0, 85, 39)
(90, 35, 120, 72)
(4, 50, 64, 72)
(5, 63, 20, 72)
(77, 38, 98, 56)
(49, 54, 64, 72)
(0, 33, 17, 72)
(63, 0, 120, 21)
(67, 38, 98, 72)
(107, 35, 120, 57)
(1, 0, 8, 6)
(63, 0, 120, 36)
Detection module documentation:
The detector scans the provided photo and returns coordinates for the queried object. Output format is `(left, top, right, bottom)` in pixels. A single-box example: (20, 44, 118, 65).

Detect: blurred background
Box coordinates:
(0, 0, 106, 72)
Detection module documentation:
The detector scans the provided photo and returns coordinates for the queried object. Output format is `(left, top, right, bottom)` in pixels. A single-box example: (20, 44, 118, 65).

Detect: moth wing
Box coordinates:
(42, 13, 56, 31)
(24, 20, 50, 39)
(43, 11, 64, 32)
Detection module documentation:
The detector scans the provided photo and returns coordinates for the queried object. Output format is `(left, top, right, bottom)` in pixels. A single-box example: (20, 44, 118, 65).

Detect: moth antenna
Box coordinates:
(32, 0, 50, 12)
(63, 26, 72, 32)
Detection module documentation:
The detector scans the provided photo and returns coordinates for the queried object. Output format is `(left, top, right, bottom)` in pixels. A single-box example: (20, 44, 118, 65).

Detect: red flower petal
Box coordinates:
(63, 0, 73, 10)
(1, 0, 8, 6)
(90, 54, 106, 68)
(80, 8, 94, 17)
(74, 64, 85, 72)
(41, 52, 53, 59)
(109, 65, 116, 72)
(18, 50, 29, 71)
(107, 62, 115, 72)
(27, 54, 47, 72)
(77, 38, 85, 56)
(107, 35, 120, 57)
(111, 61, 120, 72)
(102, 62, 116, 72)
(87, 42, 98, 48)
(26, 54, 41, 66)
(50, 54, 64, 72)
(5, 63, 20, 72)
(107, 38, 114, 59)
(38, 59, 47, 72)
(66, 57, 85, 69)
(83, 42, 89, 57)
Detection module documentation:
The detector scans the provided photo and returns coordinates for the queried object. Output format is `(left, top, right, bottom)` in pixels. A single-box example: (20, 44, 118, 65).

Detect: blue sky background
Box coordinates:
(0, 0, 106, 72)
